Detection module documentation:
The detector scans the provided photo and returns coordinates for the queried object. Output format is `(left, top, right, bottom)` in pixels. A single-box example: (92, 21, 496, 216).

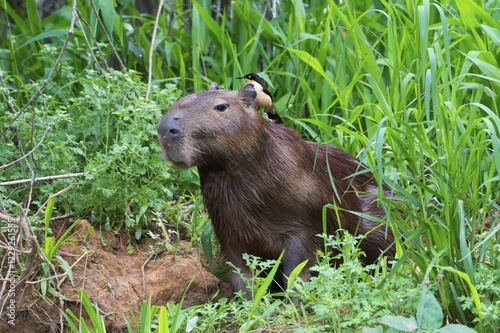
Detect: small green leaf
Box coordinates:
(283, 47, 335, 89)
(379, 315, 418, 332)
(44, 236, 55, 260)
(481, 25, 500, 47)
(155, 305, 169, 333)
(44, 196, 56, 239)
(185, 315, 198, 333)
(286, 259, 309, 290)
(417, 293, 443, 330)
(200, 222, 214, 272)
(55, 255, 74, 285)
(252, 252, 283, 311)
(16, 29, 68, 51)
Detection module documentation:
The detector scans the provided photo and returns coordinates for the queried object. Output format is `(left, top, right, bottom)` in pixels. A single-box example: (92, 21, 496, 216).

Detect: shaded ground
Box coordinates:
(1, 219, 231, 332)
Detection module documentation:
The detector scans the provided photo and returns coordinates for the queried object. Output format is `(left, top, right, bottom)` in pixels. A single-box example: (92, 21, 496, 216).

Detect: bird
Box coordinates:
(237, 73, 283, 124)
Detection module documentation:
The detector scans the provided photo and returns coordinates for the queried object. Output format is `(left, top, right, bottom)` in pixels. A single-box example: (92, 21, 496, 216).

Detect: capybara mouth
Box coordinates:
(168, 157, 191, 169)
(159, 145, 192, 169)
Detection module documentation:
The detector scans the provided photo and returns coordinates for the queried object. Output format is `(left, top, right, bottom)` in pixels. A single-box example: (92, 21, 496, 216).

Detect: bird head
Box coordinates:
(237, 73, 265, 86)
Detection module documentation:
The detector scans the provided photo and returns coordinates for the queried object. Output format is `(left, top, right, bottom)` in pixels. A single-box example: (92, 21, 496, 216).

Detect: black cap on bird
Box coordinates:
(237, 73, 283, 124)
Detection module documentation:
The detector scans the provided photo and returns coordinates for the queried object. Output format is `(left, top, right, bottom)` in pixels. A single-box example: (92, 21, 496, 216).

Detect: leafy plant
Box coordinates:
(0, 55, 195, 235)
(291, 231, 418, 331)
(43, 197, 78, 262)
(368, 293, 476, 333)
(63, 291, 190, 333)
(460, 241, 500, 332)
(62, 289, 109, 333)
(40, 196, 79, 297)
(237, 252, 284, 333)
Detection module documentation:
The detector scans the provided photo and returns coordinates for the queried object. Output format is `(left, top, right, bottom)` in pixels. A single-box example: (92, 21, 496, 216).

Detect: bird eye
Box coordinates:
(214, 103, 229, 112)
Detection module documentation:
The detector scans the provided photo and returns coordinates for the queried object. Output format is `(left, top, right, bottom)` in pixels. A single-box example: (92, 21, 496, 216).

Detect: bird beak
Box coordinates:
(236, 75, 245, 79)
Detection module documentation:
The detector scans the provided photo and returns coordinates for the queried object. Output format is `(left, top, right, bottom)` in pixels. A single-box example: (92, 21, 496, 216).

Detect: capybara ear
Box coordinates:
(238, 83, 257, 108)
(209, 82, 220, 91)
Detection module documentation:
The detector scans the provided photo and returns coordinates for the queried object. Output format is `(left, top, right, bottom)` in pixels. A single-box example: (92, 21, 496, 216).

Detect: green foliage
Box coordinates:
(371, 293, 476, 333)
(293, 231, 418, 331)
(238, 252, 284, 333)
(0, 50, 195, 234)
(126, 293, 188, 333)
(40, 196, 79, 298)
(43, 197, 78, 261)
(62, 289, 109, 333)
(63, 291, 191, 333)
(144, 232, 469, 332)
(63, 234, 470, 332)
(64, 68, 181, 234)
(460, 242, 500, 332)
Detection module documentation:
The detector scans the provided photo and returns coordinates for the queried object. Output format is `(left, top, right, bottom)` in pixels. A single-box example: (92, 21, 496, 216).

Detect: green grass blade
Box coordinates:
(155, 306, 169, 333)
(44, 196, 56, 241)
(286, 259, 308, 290)
(251, 251, 283, 314)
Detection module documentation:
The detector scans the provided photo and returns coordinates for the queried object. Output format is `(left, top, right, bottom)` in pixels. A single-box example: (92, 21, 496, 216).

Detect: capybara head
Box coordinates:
(158, 84, 269, 169)
(158, 84, 395, 300)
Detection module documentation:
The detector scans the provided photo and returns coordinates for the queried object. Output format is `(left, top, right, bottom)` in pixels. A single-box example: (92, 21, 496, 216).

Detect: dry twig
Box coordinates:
(0, 172, 86, 186)
(141, 254, 155, 300)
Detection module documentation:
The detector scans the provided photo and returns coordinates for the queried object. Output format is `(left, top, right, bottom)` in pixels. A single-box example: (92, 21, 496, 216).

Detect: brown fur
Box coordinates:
(157, 84, 395, 298)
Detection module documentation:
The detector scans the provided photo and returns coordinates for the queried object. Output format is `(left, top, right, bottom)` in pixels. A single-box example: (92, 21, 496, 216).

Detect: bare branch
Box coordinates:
(141, 254, 154, 300)
(0, 212, 20, 224)
(0, 172, 86, 186)
(25, 251, 91, 285)
(10, 208, 42, 297)
(74, 10, 104, 73)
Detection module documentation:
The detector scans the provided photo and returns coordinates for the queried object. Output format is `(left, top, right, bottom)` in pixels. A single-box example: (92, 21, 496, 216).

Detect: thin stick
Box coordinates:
(89, 0, 126, 72)
(0, 172, 86, 186)
(0, 212, 20, 224)
(74, 9, 104, 73)
(146, 0, 164, 100)
(25, 251, 91, 285)
(141, 254, 154, 300)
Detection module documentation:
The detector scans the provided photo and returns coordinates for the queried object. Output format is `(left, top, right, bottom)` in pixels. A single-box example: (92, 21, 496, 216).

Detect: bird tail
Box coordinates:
(266, 108, 283, 124)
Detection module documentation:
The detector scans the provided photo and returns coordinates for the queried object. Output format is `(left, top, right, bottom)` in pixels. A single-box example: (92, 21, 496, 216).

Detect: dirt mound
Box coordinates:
(1, 219, 231, 332)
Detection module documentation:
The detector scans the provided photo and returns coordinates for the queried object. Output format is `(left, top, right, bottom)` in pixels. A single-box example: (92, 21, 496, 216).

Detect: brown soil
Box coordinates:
(1, 219, 232, 333)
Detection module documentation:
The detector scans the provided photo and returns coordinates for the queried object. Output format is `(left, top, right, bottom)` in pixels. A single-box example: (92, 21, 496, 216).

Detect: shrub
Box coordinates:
(0, 45, 197, 236)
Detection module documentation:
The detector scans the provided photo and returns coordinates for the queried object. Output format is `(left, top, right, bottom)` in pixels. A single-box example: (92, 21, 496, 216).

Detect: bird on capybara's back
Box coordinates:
(157, 83, 395, 299)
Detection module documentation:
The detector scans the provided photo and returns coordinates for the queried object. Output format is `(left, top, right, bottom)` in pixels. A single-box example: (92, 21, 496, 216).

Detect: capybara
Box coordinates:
(157, 84, 395, 299)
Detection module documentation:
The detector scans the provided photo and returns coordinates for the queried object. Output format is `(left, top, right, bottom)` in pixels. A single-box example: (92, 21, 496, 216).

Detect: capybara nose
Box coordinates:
(158, 116, 182, 139)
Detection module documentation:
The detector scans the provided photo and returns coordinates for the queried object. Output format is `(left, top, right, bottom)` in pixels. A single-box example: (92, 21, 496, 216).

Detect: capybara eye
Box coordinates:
(214, 103, 229, 112)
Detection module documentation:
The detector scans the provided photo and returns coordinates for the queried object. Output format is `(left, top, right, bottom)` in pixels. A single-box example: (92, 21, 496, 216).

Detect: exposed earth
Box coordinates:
(0, 219, 232, 333)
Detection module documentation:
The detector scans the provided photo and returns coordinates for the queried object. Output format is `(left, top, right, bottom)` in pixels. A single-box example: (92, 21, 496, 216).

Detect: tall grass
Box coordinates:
(1, 0, 499, 330)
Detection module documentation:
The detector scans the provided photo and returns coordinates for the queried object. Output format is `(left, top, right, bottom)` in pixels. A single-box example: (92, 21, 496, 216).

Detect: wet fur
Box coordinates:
(158, 85, 395, 298)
